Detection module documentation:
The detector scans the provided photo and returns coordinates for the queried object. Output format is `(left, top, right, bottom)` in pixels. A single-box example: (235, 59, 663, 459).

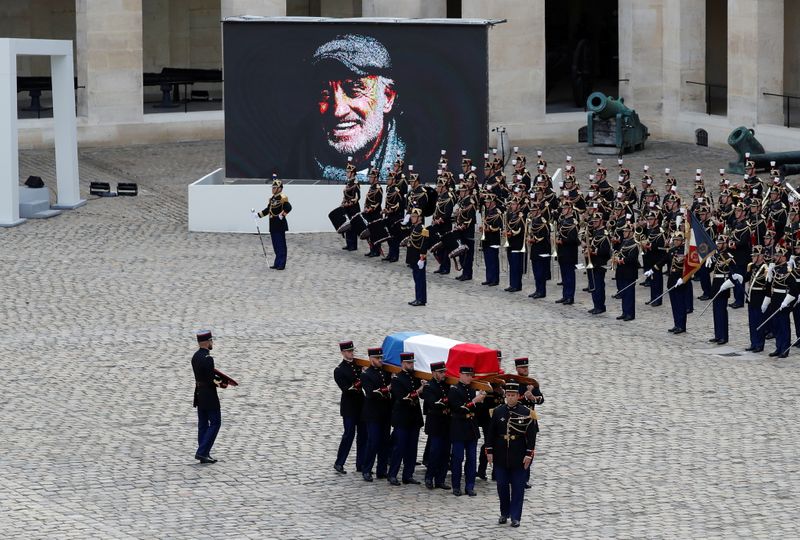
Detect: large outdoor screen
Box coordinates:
(223, 19, 489, 182)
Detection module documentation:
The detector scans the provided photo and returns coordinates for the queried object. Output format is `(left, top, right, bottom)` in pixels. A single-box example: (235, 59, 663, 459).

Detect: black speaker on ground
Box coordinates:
(24, 175, 45, 188)
(117, 182, 138, 196)
(89, 182, 111, 196)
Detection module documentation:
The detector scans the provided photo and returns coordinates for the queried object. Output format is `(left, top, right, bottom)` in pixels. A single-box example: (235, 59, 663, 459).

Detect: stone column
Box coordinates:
(462, 0, 542, 141)
(221, 0, 285, 19)
(75, 0, 143, 123)
(619, 0, 664, 134)
(361, 0, 445, 18)
(728, 0, 783, 126)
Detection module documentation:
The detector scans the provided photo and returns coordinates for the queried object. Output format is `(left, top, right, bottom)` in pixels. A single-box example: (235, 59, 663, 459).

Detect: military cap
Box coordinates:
(410, 172, 420, 182)
(430, 361, 446, 372)
(504, 381, 521, 393)
(459, 365, 475, 374)
(400, 352, 415, 362)
(775, 246, 788, 257)
(715, 234, 728, 243)
(514, 357, 529, 368)
(734, 202, 747, 211)
(646, 211, 659, 219)
(367, 347, 383, 358)
(410, 207, 423, 216)
(271, 178, 283, 188)
(196, 329, 213, 342)
(764, 230, 775, 239)
(752, 245, 765, 256)
(339, 340, 354, 352)
(619, 222, 633, 232)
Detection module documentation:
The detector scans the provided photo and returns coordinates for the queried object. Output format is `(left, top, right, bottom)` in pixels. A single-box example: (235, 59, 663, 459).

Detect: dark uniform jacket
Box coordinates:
(614, 237, 640, 281)
(192, 348, 220, 410)
(556, 215, 580, 265)
(333, 359, 364, 418)
(481, 206, 502, 249)
(448, 382, 480, 442)
(710, 251, 735, 296)
(729, 219, 752, 266)
(258, 194, 293, 233)
(747, 263, 769, 306)
(405, 222, 430, 266)
(389, 370, 424, 429)
(505, 211, 525, 252)
(527, 215, 550, 258)
(486, 403, 538, 470)
(421, 378, 450, 437)
(360, 366, 392, 423)
(363, 183, 383, 221)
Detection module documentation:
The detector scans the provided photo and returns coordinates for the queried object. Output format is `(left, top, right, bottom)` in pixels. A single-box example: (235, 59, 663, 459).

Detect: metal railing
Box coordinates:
(685, 80, 727, 115)
(763, 92, 800, 128)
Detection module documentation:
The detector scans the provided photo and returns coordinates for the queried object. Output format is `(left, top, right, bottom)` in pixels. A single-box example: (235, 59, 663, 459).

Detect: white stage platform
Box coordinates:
(188, 169, 369, 234)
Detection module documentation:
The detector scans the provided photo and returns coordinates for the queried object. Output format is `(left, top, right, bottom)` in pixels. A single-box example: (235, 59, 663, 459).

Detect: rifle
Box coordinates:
(354, 357, 493, 391)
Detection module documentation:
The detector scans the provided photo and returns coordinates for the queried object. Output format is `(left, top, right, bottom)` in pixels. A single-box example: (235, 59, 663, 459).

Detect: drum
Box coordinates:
(348, 212, 368, 237)
(388, 218, 408, 241)
(364, 217, 392, 244)
(328, 207, 349, 232)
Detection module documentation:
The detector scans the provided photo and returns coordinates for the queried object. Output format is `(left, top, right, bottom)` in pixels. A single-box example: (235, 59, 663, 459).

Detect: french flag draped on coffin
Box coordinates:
(381, 331, 500, 377)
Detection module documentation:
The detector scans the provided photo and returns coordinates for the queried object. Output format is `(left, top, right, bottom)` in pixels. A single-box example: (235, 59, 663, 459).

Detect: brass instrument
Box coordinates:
(501, 211, 509, 248)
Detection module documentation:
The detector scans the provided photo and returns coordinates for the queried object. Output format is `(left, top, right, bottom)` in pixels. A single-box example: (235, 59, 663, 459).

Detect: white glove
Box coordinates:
(644, 269, 654, 278)
(767, 263, 775, 282)
(719, 279, 735, 292)
(402, 214, 410, 225)
(417, 259, 424, 270)
(676, 278, 684, 286)
(279, 214, 284, 220)
(705, 257, 714, 268)
(251, 208, 258, 219)
(780, 294, 795, 310)
(761, 296, 771, 313)
(789, 257, 796, 270)
(732, 273, 743, 284)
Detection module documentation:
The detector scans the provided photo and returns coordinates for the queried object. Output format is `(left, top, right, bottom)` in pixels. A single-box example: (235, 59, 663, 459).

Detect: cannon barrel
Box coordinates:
(727, 126, 766, 162)
(780, 164, 800, 178)
(586, 92, 631, 120)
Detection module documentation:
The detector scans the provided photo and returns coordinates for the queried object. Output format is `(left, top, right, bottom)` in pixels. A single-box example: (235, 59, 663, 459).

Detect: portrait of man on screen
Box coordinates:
(289, 33, 407, 182)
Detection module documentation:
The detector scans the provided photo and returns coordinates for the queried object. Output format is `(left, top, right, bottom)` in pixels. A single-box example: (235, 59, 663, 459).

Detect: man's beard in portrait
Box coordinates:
(325, 95, 387, 156)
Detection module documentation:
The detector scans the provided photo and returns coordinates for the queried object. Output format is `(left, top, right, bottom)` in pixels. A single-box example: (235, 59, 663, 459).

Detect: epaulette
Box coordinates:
(280, 194, 288, 202)
(421, 228, 429, 238)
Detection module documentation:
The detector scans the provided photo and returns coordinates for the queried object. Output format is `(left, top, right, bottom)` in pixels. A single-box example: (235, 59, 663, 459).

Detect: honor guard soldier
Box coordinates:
(556, 201, 580, 304)
(585, 213, 612, 314)
(192, 330, 222, 464)
(387, 352, 425, 486)
(707, 235, 739, 345)
(514, 357, 543, 489)
(486, 381, 538, 528)
(392, 154, 409, 196)
(255, 177, 292, 270)
(729, 203, 752, 308)
(431, 179, 455, 275)
(363, 166, 384, 257)
(477, 373, 505, 480)
(406, 169, 428, 217)
(333, 340, 366, 474)
(696, 205, 717, 300)
(641, 211, 666, 305)
(505, 198, 526, 292)
(666, 233, 689, 334)
(614, 222, 640, 321)
(341, 164, 361, 251)
(480, 194, 503, 286)
(766, 247, 798, 357)
(526, 202, 552, 299)
(360, 347, 393, 481)
(454, 184, 477, 281)
(382, 171, 404, 262)
(421, 361, 451, 490)
(746, 245, 770, 352)
(448, 366, 486, 497)
(405, 208, 430, 306)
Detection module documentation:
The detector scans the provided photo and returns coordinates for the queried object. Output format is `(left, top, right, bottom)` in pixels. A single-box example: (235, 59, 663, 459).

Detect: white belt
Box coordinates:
(713, 274, 727, 279)
(750, 287, 764, 291)
(773, 289, 787, 293)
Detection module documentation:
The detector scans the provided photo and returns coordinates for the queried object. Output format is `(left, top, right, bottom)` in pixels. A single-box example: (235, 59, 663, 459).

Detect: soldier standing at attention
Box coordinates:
(256, 175, 292, 270)
(333, 340, 365, 474)
(192, 330, 222, 464)
(360, 347, 393, 482)
(405, 207, 430, 306)
(421, 361, 451, 490)
(486, 381, 538, 528)
(449, 366, 486, 497)
(387, 352, 424, 486)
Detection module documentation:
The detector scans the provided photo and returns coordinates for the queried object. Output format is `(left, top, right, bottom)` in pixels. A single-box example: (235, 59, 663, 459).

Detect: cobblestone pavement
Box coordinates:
(2, 140, 799, 539)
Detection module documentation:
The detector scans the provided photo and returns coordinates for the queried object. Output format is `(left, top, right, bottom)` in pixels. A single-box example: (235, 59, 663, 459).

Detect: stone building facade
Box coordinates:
(5, 0, 800, 152)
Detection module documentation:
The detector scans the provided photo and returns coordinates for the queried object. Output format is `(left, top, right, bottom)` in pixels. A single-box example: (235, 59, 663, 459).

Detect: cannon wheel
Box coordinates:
(571, 39, 594, 108)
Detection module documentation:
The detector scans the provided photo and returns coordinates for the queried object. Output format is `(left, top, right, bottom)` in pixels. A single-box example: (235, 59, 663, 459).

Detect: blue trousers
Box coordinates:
(271, 230, 287, 269)
(559, 261, 576, 300)
(507, 251, 523, 289)
(460, 240, 475, 279)
(363, 420, 391, 476)
(387, 237, 400, 260)
(618, 276, 635, 317)
(425, 434, 450, 485)
(669, 284, 687, 330)
(345, 229, 358, 250)
(436, 248, 451, 273)
(792, 303, 800, 339)
(712, 291, 729, 341)
(451, 439, 477, 491)
(685, 279, 694, 312)
(388, 426, 420, 481)
(589, 268, 606, 310)
(412, 260, 427, 303)
(774, 307, 791, 355)
(649, 269, 664, 304)
(196, 407, 221, 458)
(335, 416, 366, 470)
(697, 266, 711, 297)
(748, 303, 766, 349)
(731, 263, 746, 304)
(494, 466, 528, 522)
(531, 256, 548, 296)
(484, 246, 500, 283)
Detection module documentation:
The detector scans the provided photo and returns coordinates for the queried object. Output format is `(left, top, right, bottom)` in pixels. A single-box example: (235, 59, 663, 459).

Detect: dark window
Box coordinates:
(447, 0, 462, 18)
(695, 128, 708, 147)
